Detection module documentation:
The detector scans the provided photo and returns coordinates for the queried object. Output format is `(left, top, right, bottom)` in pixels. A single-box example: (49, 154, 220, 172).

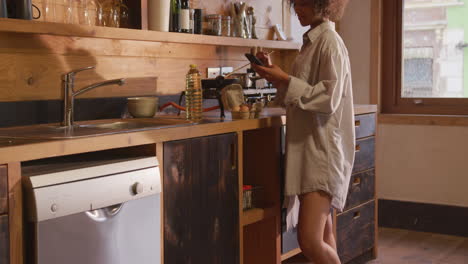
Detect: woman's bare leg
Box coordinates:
(298, 192, 341, 264)
(324, 213, 337, 250)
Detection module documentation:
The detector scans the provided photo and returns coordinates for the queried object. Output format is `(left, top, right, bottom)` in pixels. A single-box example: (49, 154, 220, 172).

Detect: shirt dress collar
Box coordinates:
(302, 20, 334, 45)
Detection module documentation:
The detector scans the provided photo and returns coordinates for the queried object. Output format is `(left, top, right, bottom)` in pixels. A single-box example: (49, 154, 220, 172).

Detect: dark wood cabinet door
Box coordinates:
(0, 166, 7, 215)
(163, 138, 196, 264)
(164, 133, 239, 264)
(0, 214, 9, 264)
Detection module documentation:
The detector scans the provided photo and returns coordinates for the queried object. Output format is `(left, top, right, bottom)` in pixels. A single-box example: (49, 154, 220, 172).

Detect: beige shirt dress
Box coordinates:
(277, 21, 355, 212)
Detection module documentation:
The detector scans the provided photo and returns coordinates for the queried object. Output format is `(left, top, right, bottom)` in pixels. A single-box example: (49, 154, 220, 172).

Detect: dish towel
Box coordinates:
(284, 195, 300, 231)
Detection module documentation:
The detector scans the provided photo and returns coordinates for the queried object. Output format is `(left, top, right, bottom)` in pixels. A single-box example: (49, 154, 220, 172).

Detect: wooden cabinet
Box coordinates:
(0, 166, 6, 215)
(243, 127, 282, 264)
(337, 201, 375, 263)
(0, 214, 8, 264)
(0, 165, 8, 264)
(343, 170, 375, 211)
(163, 133, 239, 264)
(337, 113, 377, 263)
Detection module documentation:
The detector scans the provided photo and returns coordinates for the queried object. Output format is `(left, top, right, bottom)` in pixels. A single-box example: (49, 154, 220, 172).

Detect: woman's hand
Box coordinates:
(251, 63, 290, 89)
(256, 52, 272, 66)
(252, 51, 290, 89)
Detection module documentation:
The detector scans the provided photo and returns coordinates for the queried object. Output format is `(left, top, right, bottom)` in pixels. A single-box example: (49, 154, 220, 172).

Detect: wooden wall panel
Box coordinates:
(1, 0, 292, 102)
(0, 54, 250, 101)
(0, 32, 257, 101)
(0, 33, 249, 60)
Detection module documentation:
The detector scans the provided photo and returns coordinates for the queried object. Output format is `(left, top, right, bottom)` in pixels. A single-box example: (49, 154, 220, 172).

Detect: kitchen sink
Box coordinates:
(0, 118, 193, 139)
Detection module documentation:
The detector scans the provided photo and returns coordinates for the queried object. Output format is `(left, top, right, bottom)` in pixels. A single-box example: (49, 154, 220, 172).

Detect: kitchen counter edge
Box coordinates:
(0, 105, 377, 163)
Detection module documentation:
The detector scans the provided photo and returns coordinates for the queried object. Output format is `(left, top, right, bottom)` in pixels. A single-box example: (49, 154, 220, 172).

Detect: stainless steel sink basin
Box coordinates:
(0, 118, 193, 139)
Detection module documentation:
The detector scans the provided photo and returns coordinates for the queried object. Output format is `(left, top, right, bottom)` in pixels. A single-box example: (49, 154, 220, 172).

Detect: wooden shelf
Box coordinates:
(242, 206, 278, 226)
(281, 248, 302, 261)
(0, 18, 301, 50)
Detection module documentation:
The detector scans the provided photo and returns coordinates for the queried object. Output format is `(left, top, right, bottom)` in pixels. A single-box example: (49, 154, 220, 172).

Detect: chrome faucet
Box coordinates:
(62, 66, 126, 127)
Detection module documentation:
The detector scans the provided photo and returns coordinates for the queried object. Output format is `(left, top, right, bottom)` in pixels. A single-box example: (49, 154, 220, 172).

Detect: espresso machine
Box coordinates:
(178, 74, 276, 118)
(230, 69, 277, 103)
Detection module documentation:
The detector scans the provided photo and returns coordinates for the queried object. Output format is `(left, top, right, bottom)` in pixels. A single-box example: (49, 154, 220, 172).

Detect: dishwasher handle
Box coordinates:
(85, 203, 124, 222)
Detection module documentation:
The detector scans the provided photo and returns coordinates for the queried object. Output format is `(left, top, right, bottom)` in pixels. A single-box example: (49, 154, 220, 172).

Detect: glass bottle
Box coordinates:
(193, 8, 202, 34)
(185, 64, 203, 121)
(170, 0, 181, 32)
(179, 0, 190, 33)
(189, 8, 195, 34)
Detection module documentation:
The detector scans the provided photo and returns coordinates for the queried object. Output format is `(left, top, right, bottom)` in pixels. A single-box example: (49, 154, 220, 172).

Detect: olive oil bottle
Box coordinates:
(185, 64, 203, 121)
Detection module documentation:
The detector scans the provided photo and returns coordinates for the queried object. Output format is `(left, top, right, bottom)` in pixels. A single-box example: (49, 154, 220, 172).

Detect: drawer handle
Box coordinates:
(353, 211, 361, 219)
(355, 120, 361, 127)
(352, 177, 361, 187)
(355, 144, 361, 152)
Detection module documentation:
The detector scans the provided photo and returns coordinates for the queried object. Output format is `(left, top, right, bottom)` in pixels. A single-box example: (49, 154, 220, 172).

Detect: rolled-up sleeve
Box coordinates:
(284, 50, 346, 114)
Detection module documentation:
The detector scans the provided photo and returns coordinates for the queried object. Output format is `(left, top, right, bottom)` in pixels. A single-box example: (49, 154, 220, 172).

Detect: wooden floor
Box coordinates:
(283, 228, 468, 264)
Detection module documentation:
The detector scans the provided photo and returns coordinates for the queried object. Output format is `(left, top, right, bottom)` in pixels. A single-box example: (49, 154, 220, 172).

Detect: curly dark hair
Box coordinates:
(289, 0, 349, 21)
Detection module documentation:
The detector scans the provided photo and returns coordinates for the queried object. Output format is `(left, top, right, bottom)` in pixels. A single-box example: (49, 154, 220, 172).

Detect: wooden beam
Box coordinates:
(7, 162, 22, 264)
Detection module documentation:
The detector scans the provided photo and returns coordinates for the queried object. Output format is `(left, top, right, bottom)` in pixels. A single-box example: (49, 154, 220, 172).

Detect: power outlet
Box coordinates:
(221, 67, 234, 76)
(207, 67, 221, 78)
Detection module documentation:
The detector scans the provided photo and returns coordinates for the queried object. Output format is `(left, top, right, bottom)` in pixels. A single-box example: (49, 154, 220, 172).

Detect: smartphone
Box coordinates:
(244, 53, 265, 66)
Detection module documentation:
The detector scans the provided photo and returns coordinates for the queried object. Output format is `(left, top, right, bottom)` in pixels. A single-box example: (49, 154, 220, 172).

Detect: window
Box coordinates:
(382, 0, 468, 115)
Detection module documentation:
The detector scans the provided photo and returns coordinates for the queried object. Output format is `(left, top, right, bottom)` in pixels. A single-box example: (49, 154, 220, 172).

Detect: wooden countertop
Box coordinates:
(0, 105, 376, 164)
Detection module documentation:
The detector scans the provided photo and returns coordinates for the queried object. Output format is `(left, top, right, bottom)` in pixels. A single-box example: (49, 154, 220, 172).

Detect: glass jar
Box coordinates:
(222, 15, 231, 37)
(206, 14, 222, 36)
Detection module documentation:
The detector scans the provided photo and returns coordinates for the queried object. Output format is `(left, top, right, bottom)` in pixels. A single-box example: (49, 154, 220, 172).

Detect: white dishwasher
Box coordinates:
(23, 156, 161, 264)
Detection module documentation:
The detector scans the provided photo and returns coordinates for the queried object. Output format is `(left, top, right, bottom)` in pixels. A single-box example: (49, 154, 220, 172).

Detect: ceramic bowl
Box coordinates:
(127, 97, 159, 118)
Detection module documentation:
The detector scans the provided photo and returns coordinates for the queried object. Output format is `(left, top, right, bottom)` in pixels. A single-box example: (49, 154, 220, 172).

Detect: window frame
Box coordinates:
(381, 0, 468, 115)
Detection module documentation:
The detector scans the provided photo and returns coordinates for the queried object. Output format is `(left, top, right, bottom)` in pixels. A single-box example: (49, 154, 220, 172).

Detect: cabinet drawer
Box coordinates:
(355, 114, 376, 139)
(344, 170, 375, 211)
(0, 214, 9, 264)
(0, 166, 7, 215)
(337, 201, 375, 264)
(352, 137, 375, 174)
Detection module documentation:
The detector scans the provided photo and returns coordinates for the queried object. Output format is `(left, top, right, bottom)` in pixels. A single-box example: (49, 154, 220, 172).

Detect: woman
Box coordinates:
(252, 0, 353, 263)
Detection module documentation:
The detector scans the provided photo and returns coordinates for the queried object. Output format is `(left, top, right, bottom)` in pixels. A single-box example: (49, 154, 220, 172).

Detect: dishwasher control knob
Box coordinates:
(132, 182, 144, 196)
